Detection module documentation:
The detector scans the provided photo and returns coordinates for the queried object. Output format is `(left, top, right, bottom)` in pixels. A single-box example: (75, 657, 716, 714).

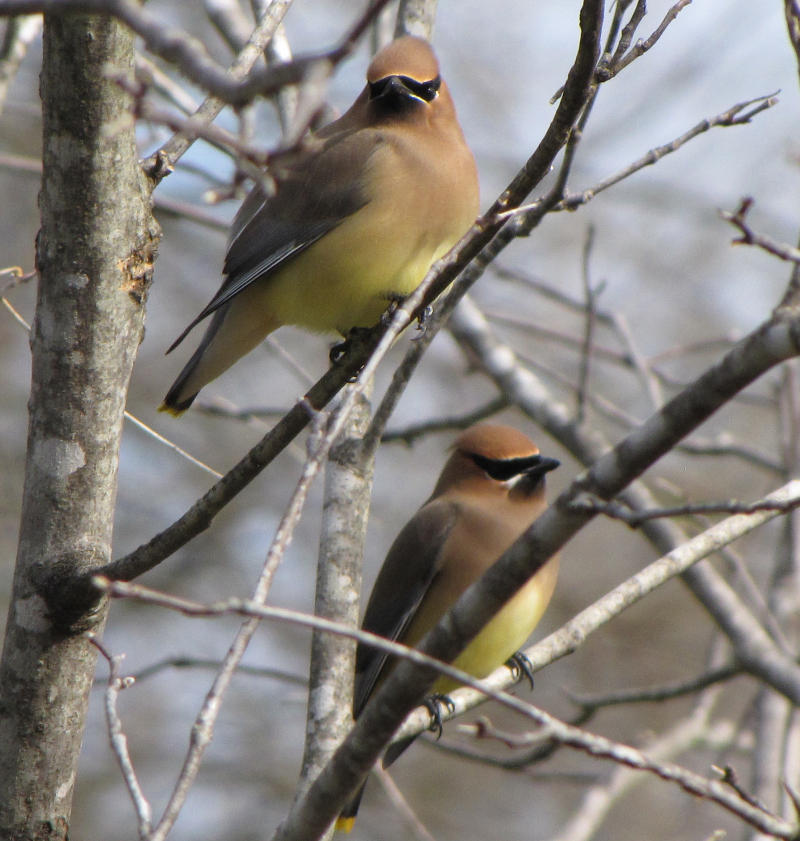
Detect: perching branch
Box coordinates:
(460, 711, 795, 840)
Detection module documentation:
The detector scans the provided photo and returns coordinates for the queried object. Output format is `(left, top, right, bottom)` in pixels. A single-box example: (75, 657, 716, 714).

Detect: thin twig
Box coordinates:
(500, 94, 779, 216)
(88, 634, 153, 838)
(721, 197, 800, 264)
(543, 680, 735, 841)
(205, 0, 253, 54)
(148, 0, 390, 173)
(714, 764, 771, 812)
(460, 713, 794, 839)
(485, 309, 630, 365)
(373, 766, 438, 841)
(381, 397, 510, 445)
(148, 0, 293, 175)
(123, 413, 222, 478)
(600, 0, 693, 80)
(145, 411, 341, 840)
(0, 15, 41, 120)
(134, 53, 199, 114)
(570, 495, 800, 528)
(94, 654, 307, 687)
(0, 277, 223, 478)
(565, 664, 740, 712)
(576, 225, 600, 423)
(92, 577, 533, 704)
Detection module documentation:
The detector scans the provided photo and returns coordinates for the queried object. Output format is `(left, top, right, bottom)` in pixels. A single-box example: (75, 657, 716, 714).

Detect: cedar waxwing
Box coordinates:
(160, 36, 479, 415)
(336, 424, 561, 832)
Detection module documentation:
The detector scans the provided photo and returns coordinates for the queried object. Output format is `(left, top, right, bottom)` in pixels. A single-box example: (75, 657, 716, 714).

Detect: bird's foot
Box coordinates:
(380, 293, 407, 326)
(423, 693, 456, 738)
(505, 652, 535, 690)
(329, 339, 349, 365)
(413, 305, 434, 338)
(330, 327, 371, 367)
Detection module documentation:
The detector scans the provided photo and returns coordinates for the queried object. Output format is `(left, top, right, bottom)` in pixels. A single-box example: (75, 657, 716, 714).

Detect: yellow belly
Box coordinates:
(432, 557, 560, 694)
(252, 202, 457, 336)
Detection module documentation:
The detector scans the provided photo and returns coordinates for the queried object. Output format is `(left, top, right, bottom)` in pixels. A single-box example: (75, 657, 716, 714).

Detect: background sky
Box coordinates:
(1, 2, 799, 839)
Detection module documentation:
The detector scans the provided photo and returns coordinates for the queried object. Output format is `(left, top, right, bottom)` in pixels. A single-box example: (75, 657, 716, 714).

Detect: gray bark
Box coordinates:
(297, 390, 374, 812)
(0, 13, 158, 840)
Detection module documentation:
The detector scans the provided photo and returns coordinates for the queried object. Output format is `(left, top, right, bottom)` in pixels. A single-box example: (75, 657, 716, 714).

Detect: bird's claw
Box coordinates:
(329, 339, 350, 365)
(505, 652, 535, 690)
(330, 327, 371, 379)
(381, 293, 406, 326)
(423, 693, 456, 738)
(413, 305, 434, 339)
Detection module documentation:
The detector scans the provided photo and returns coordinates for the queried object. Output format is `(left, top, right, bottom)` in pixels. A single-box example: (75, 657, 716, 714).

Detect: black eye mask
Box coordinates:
(369, 74, 441, 103)
(470, 452, 561, 483)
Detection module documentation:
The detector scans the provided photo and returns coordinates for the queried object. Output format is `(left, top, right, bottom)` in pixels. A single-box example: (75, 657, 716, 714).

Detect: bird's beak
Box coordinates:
(523, 456, 561, 482)
(370, 75, 412, 102)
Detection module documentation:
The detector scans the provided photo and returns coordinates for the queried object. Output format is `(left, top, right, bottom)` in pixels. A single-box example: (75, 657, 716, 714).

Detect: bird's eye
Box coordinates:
(404, 76, 441, 102)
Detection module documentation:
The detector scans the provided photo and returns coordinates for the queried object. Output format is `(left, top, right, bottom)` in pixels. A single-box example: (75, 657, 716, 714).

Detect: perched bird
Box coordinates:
(336, 424, 561, 832)
(160, 35, 479, 415)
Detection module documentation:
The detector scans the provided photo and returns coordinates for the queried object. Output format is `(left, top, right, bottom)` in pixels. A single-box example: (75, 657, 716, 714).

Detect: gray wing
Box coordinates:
(167, 129, 377, 353)
(353, 499, 459, 718)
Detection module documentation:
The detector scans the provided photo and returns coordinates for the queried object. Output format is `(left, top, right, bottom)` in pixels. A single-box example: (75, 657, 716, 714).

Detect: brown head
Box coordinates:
(334, 35, 459, 131)
(430, 424, 560, 502)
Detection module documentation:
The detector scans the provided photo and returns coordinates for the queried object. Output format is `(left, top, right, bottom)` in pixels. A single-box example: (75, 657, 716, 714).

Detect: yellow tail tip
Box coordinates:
(158, 402, 186, 418)
(335, 817, 355, 834)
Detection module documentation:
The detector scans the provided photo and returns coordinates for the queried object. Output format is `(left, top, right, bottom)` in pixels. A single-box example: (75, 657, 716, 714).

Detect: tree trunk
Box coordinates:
(0, 13, 158, 840)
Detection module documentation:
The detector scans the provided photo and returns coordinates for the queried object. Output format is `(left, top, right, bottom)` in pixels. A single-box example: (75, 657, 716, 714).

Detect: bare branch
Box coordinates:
(92, 577, 524, 701)
(715, 765, 770, 812)
(123, 413, 223, 479)
(571, 495, 800, 528)
(722, 197, 800, 264)
(205, 0, 253, 54)
(134, 52, 199, 114)
(0, 15, 41, 120)
(576, 225, 600, 422)
(544, 681, 735, 841)
(144, 406, 350, 840)
(786, 0, 800, 78)
(381, 397, 510, 445)
(103, 655, 307, 687)
(600, 0, 694, 80)
(394, 0, 437, 40)
(148, 0, 387, 172)
(548, 94, 777, 212)
(95, 325, 382, 585)
(461, 710, 794, 840)
(89, 635, 153, 838)
(565, 664, 740, 712)
(373, 766, 438, 841)
(297, 390, 374, 801)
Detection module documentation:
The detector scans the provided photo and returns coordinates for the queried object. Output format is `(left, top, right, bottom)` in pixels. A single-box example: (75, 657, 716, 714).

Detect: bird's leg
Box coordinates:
(423, 693, 456, 739)
(505, 652, 535, 690)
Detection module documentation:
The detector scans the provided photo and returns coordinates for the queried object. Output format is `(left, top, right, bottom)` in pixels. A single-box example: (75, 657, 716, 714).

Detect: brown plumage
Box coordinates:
(336, 424, 561, 832)
(160, 36, 479, 415)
